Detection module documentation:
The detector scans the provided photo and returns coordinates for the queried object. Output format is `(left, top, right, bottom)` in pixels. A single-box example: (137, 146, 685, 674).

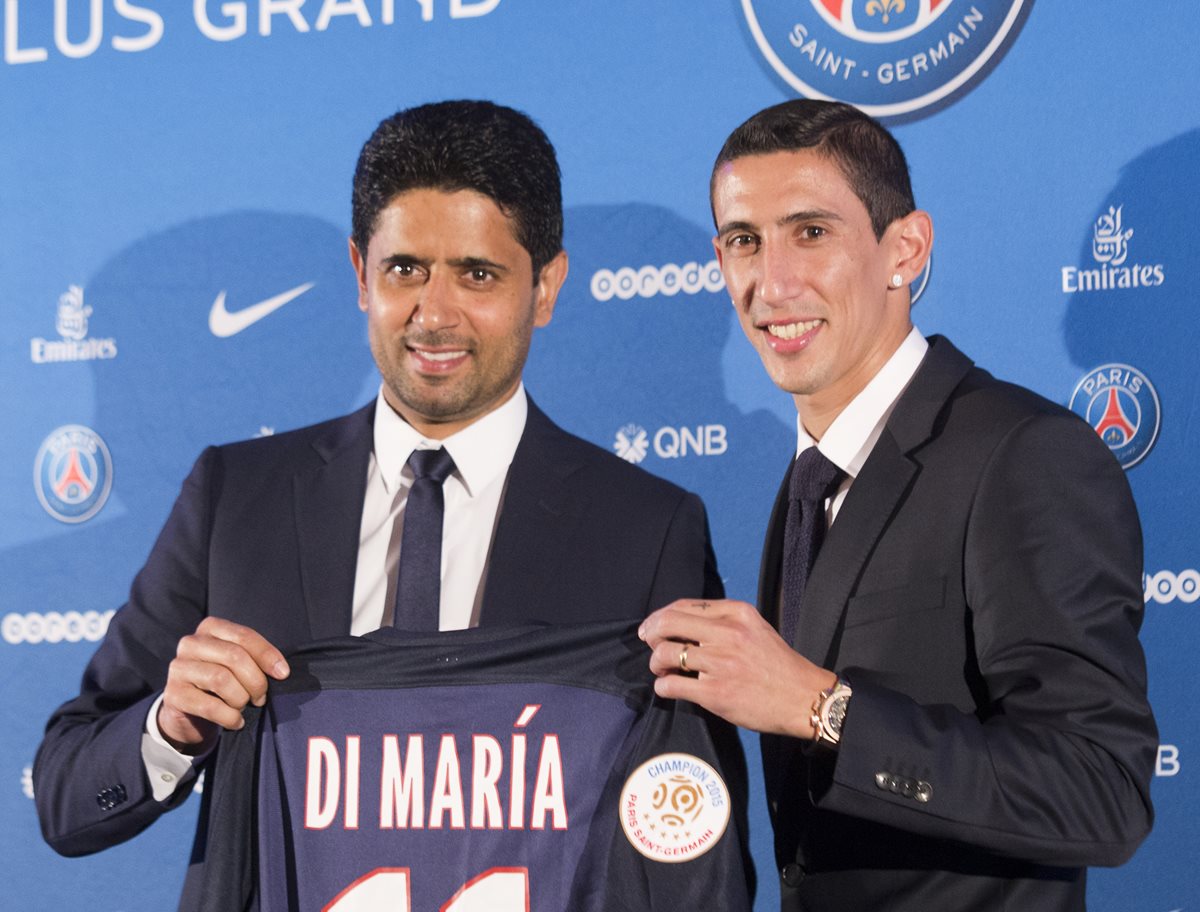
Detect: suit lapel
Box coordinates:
(768, 337, 976, 665)
(797, 433, 915, 664)
(480, 401, 585, 625)
(293, 403, 374, 641)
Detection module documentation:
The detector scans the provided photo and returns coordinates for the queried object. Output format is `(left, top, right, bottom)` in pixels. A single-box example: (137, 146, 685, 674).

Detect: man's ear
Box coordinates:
(886, 210, 933, 288)
(348, 237, 369, 312)
(533, 250, 569, 327)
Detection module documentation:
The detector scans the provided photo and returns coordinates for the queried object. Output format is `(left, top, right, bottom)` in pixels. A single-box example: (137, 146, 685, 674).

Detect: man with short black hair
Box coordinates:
(35, 100, 724, 904)
(641, 99, 1156, 912)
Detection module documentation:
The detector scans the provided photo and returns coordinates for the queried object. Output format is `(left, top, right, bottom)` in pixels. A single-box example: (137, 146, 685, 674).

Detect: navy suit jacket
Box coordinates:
(760, 337, 1156, 912)
(34, 398, 722, 895)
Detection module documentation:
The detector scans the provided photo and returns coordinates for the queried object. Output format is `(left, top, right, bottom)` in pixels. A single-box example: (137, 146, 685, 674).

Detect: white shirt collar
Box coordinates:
(373, 383, 528, 497)
(797, 327, 928, 477)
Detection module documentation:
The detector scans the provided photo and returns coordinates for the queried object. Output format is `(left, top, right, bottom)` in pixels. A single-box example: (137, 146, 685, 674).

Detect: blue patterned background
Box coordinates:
(2, 2, 1196, 908)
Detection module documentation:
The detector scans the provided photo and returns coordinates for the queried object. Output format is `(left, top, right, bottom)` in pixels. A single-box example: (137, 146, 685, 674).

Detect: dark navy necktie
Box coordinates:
(393, 447, 457, 631)
(779, 447, 845, 647)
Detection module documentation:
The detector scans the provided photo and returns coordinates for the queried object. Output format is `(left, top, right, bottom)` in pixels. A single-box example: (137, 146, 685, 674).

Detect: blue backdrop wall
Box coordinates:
(2, 2, 1196, 908)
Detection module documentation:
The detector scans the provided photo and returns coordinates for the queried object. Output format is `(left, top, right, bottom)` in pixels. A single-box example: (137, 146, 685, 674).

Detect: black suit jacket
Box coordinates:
(34, 398, 722, 894)
(760, 337, 1156, 912)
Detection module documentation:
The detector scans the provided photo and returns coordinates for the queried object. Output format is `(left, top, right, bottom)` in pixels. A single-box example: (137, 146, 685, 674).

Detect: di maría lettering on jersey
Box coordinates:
(301, 703, 567, 833)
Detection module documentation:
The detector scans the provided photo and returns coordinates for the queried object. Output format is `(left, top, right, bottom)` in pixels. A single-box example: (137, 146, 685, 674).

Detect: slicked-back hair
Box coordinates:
(711, 100, 915, 240)
(352, 100, 563, 279)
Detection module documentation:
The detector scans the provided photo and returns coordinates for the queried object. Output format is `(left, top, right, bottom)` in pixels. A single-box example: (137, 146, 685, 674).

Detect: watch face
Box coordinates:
(827, 695, 849, 737)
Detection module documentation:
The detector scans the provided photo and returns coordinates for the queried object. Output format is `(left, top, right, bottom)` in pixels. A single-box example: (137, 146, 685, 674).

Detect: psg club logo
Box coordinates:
(1068, 365, 1160, 470)
(619, 753, 731, 863)
(741, 0, 1032, 118)
(34, 425, 114, 523)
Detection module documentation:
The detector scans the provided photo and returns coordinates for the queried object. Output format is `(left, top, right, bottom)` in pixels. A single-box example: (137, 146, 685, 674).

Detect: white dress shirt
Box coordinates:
(799, 327, 928, 525)
(351, 383, 527, 634)
(144, 384, 528, 798)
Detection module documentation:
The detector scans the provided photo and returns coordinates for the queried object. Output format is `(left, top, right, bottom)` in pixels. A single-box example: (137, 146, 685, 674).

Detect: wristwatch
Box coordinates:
(810, 676, 852, 749)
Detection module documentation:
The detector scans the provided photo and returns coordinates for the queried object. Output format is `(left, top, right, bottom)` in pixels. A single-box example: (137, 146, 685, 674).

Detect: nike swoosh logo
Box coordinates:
(208, 282, 315, 338)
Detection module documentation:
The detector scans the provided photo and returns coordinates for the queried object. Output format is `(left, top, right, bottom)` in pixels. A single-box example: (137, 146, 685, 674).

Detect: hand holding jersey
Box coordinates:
(158, 617, 290, 753)
(640, 599, 835, 741)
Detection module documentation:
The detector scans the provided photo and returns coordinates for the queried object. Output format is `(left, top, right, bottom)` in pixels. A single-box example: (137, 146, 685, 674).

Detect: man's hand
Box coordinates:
(639, 598, 836, 739)
(157, 617, 290, 754)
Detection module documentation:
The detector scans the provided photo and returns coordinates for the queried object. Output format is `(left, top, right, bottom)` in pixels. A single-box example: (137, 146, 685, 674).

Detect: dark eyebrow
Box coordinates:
(377, 254, 510, 275)
(717, 209, 843, 237)
(780, 208, 842, 228)
(716, 220, 759, 237)
(448, 257, 509, 274)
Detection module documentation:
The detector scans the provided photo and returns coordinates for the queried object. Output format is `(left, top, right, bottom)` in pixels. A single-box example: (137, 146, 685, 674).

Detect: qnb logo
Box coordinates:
(1068, 364, 1160, 470)
(614, 424, 729, 465)
(1144, 570, 1199, 605)
(1061, 205, 1166, 294)
(615, 425, 651, 464)
(590, 260, 725, 302)
(1157, 745, 1181, 778)
(2, 610, 115, 645)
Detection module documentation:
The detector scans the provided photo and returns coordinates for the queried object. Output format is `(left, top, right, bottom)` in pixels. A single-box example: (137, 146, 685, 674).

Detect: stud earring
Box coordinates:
(890, 273, 904, 288)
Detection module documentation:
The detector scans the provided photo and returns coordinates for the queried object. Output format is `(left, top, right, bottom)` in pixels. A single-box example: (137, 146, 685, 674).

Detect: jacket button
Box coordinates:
(915, 780, 933, 803)
(95, 784, 127, 811)
(781, 863, 805, 887)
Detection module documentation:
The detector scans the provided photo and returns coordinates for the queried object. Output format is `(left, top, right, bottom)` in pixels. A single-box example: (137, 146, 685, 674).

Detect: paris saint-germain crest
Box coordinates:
(33, 425, 114, 523)
(742, 0, 1032, 118)
(1068, 365, 1160, 470)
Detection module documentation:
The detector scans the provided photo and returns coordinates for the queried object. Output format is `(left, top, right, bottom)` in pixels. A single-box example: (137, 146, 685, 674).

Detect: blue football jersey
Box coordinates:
(200, 621, 752, 911)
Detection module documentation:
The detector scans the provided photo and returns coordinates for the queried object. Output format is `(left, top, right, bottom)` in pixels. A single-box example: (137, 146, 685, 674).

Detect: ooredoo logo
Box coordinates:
(742, 0, 1032, 118)
(1068, 365, 1160, 470)
(1144, 570, 1198, 606)
(591, 260, 724, 301)
(34, 425, 114, 523)
(2, 610, 115, 645)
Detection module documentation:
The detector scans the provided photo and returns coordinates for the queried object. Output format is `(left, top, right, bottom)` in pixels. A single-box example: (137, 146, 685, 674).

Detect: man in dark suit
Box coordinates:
(34, 100, 721, 896)
(640, 100, 1156, 910)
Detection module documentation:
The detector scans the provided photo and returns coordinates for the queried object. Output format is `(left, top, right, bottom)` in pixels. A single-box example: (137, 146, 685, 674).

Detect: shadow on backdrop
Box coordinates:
(6, 209, 371, 664)
(1062, 128, 1197, 542)
(6, 210, 374, 908)
(527, 202, 794, 606)
(1062, 129, 1199, 912)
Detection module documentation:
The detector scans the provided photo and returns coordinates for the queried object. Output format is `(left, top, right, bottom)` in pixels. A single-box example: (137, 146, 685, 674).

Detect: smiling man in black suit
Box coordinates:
(641, 99, 1156, 912)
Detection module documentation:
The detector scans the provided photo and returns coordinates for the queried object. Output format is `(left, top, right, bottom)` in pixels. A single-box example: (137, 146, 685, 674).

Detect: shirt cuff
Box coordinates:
(142, 693, 207, 802)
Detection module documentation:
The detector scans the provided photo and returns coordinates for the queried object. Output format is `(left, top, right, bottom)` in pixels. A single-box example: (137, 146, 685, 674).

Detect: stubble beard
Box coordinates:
(373, 329, 532, 427)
